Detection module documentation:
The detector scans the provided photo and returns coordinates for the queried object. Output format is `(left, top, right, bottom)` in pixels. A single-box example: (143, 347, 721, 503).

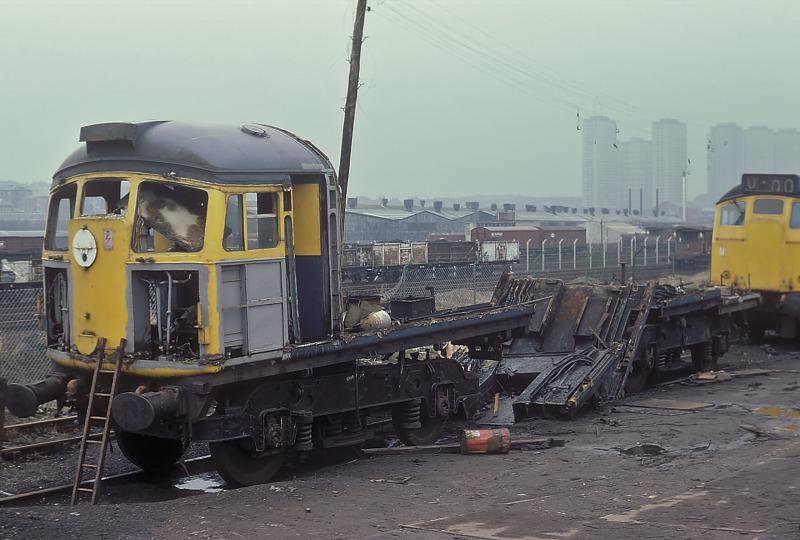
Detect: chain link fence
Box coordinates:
(0, 284, 47, 384)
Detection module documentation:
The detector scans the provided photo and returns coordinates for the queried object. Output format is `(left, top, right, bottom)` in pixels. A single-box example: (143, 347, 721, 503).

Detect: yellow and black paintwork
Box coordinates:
(41, 121, 341, 380)
(711, 173, 800, 338)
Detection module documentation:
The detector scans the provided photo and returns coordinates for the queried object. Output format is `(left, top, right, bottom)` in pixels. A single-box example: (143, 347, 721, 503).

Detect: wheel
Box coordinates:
(116, 431, 187, 473)
(391, 401, 447, 446)
(209, 439, 285, 487)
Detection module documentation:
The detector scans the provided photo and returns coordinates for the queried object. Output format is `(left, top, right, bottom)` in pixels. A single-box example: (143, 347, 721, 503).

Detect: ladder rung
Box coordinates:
(86, 439, 103, 444)
(81, 463, 98, 469)
(89, 416, 107, 421)
(99, 369, 116, 374)
(77, 487, 94, 493)
(94, 393, 111, 397)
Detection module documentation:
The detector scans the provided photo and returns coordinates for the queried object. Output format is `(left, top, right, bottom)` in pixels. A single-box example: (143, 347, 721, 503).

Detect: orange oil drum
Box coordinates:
(459, 428, 511, 454)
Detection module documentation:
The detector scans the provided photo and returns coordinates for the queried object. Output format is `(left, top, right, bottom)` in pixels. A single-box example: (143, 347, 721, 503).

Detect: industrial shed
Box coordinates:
(344, 206, 495, 242)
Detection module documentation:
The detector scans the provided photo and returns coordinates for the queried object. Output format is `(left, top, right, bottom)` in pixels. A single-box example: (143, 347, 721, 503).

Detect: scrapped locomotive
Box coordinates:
(5, 121, 541, 487)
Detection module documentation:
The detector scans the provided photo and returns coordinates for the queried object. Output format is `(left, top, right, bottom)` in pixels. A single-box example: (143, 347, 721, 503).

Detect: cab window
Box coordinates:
(223, 195, 244, 251)
(246, 192, 278, 249)
(81, 179, 130, 216)
(791, 203, 800, 229)
(719, 201, 746, 226)
(133, 181, 208, 253)
(45, 184, 77, 250)
(753, 199, 784, 215)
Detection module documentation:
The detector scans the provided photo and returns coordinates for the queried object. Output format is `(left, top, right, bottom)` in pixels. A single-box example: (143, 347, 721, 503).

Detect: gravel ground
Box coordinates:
(2, 341, 800, 539)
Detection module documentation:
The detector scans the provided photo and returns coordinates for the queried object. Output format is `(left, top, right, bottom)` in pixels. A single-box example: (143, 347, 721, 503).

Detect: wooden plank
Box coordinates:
(624, 398, 714, 411)
(360, 437, 563, 456)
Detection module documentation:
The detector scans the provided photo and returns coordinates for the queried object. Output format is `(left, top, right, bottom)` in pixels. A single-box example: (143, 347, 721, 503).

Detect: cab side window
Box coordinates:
(791, 203, 800, 229)
(719, 202, 746, 226)
(45, 184, 77, 250)
(246, 192, 278, 249)
(223, 195, 244, 251)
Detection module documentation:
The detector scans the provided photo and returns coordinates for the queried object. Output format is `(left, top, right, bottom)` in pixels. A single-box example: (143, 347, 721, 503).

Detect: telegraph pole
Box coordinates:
(338, 0, 368, 213)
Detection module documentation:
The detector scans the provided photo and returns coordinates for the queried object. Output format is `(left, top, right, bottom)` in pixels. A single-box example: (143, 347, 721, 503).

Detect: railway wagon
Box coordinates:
(5, 121, 538, 486)
(342, 240, 519, 282)
(711, 173, 800, 339)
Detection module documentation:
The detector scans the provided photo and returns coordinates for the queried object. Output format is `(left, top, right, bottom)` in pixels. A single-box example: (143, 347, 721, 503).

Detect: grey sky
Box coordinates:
(2, 0, 799, 200)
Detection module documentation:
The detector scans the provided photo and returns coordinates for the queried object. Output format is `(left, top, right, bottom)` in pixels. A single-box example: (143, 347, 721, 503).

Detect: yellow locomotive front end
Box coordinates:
(8, 121, 341, 420)
(711, 173, 800, 338)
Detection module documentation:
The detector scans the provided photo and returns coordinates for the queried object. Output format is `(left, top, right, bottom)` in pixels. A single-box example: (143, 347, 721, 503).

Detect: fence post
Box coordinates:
(472, 263, 477, 305)
(667, 234, 673, 261)
(558, 239, 564, 270)
(602, 237, 607, 268)
(541, 239, 548, 272)
(655, 235, 661, 264)
(588, 243, 592, 269)
(617, 237, 622, 267)
(0, 378, 6, 452)
(643, 237, 648, 266)
(573, 238, 578, 270)
(630, 235, 636, 267)
(525, 238, 532, 274)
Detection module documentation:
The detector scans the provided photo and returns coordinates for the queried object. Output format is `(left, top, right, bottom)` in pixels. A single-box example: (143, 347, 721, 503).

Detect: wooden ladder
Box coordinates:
(71, 338, 126, 505)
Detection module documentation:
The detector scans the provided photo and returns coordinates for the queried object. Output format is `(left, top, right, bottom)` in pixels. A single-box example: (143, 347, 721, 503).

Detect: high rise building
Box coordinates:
(581, 116, 619, 211)
(619, 137, 652, 215)
(743, 126, 774, 173)
(773, 128, 800, 173)
(707, 123, 743, 200)
(652, 119, 687, 210)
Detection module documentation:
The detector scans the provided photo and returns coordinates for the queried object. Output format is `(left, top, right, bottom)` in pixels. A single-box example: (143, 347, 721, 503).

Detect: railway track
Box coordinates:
(1, 415, 81, 458)
(0, 455, 213, 505)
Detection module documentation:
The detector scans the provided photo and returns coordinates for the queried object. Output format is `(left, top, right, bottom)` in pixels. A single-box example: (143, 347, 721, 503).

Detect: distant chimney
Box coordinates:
(419, 199, 426, 208)
(433, 200, 443, 212)
(466, 201, 479, 211)
(503, 203, 516, 211)
(633, 209, 640, 216)
(623, 208, 629, 216)
(498, 210, 515, 222)
(589, 208, 596, 216)
(525, 204, 535, 212)
(583, 208, 588, 214)
(601, 208, 610, 215)
(453, 203, 461, 211)
(490, 203, 498, 211)
(403, 199, 414, 211)
(616, 210, 621, 215)
(571, 208, 577, 214)
(381, 198, 388, 207)
(346, 197, 358, 209)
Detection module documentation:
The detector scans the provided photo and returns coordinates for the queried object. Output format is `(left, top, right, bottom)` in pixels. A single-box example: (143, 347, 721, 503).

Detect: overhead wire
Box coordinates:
(374, 3, 581, 113)
(378, 0, 654, 138)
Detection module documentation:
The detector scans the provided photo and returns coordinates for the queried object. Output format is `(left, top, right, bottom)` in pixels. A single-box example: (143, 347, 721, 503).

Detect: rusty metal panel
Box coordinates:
(411, 242, 428, 264)
(398, 244, 412, 265)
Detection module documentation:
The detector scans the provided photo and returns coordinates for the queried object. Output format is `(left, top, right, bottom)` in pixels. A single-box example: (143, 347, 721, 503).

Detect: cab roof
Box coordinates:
(53, 121, 334, 185)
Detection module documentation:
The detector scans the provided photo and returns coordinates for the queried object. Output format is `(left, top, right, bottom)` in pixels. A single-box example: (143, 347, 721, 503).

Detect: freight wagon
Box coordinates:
(341, 240, 519, 282)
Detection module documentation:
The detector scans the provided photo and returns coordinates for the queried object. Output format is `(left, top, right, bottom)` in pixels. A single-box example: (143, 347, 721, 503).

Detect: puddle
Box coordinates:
(756, 406, 800, 419)
(174, 472, 224, 493)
